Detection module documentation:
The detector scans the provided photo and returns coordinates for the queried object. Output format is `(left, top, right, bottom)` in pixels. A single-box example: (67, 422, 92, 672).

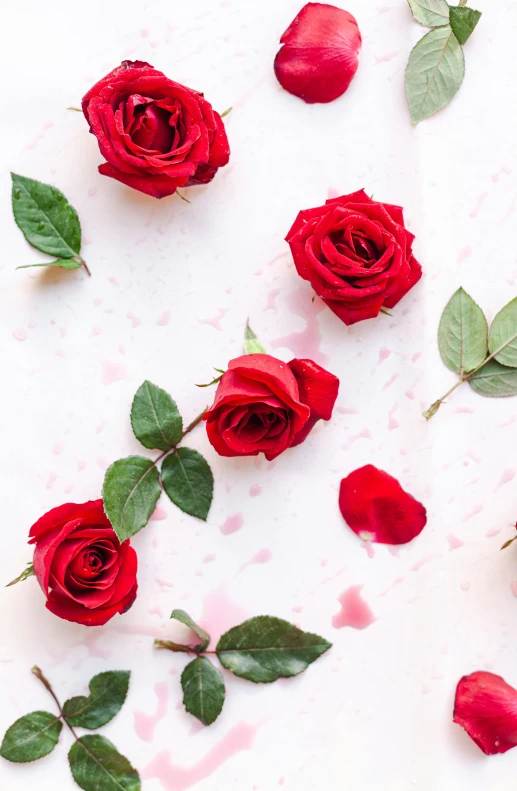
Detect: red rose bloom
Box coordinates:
(274, 3, 362, 104)
(339, 465, 427, 545)
(286, 190, 422, 325)
(82, 61, 230, 199)
(204, 354, 339, 460)
(454, 671, 517, 755)
(29, 500, 137, 626)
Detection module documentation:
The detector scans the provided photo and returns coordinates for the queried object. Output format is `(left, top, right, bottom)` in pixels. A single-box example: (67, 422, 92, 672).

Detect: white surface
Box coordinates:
(0, 0, 515, 788)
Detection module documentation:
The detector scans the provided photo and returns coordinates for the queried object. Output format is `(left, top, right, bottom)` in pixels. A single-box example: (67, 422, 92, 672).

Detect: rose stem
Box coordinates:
(78, 256, 91, 277)
(153, 639, 216, 655)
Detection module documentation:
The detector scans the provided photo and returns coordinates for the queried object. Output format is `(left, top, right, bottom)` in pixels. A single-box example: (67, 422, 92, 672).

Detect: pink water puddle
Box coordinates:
(134, 681, 168, 742)
(332, 585, 375, 630)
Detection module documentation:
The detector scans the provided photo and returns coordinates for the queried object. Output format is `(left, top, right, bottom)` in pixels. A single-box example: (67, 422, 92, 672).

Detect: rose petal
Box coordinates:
(454, 671, 517, 755)
(274, 3, 361, 104)
(288, 358, 339, 445)
(339, 465, 427, 545)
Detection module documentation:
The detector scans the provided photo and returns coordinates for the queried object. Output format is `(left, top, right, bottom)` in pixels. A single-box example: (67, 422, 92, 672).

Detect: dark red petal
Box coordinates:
(274, 3, 361, 104)
(45, 582, 137, 627)
(288, 358, 339, 446)
(339, 465, 427, 545)
(454, 672, 517, 755)
(98, 162, 186, 198)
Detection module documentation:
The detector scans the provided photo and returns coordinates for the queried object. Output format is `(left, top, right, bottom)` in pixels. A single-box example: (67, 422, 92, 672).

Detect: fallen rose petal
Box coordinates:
(274, 3, 361, 104)
(454, 671, 517, 755)
(339, 465, 426, 544)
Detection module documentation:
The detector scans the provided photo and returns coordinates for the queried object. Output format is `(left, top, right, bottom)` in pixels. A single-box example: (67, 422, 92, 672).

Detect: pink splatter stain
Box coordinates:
(264, 289, 281, 311)
(13, 329, 27, 341)
(220, 513, 244, 535)
(270, 288, 328, 364)
(342, 428, 372, 450)
(26, 121, 53, 150)
(380, 576, 404, 596)
(52, 442, 64, 455)
(463, 504, 483, 522)
(46, 471, 57, 489)
(199, 588, 247, 643)
(383, 373, 399, 390)
(238, 548, 272, 573)
(388, 403, 399, 431)
(157, 310, 170, 326)
(332, 585, 375, 630)
(411, 555, 437, 572)
(447, 534, 464, 551)
(203, 553, 216, 564)
(470, 192, 487, 218)
(457, 246, 472, 264)
(198, 307, 228, 331)
(83, 630, 111, 659)
(375, 51, 398, 64)
(511, 582, 517, 598)
(127, 312, 141, 328)
(338, 405, 359, 415)
(496, 468, 516, 491)
(102, 360, 129, 385)
(377, 347, 392, 365)
(249, 484, 262, 497)
(360, 541, 375, 559)
(150, 505, 168, 521)
(492, 164, 511, 183)
(142, 722, 256, 791)
(134, 681, 168, 742)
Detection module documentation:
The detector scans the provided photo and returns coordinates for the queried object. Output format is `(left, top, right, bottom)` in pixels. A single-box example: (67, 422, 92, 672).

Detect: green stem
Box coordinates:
(153, 639, 216, 655)
(31, 666, 80, 741)
(76, 256, 91, 277)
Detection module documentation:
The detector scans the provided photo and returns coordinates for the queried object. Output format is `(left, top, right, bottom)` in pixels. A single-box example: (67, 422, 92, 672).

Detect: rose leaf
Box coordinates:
(438, 287, 488, 375)
(11, 173, 81, 259)
(130, 381, 183, 451)
(468, 359, 517, 397)
(63, 671, 130, 730)
(244, 320, 267, 355)
(0, 712, 62, 763)
(407, 0, 450, 27)
(181, 658, 225, 726)
(449, 6, 481, 45)
(68, 735, 140, 791)
(102, 456, 161, 541)
(216, 616, 332, 683)
(405, 27, 465, 124)
(488, 298, 517, 368)
(170, 609, 210, 653)
(161, 448, 214, 520)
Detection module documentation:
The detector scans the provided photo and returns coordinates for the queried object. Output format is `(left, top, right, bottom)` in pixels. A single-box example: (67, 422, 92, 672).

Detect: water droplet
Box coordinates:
(13, 189, 21, 200)
(37, 222, 45, 231)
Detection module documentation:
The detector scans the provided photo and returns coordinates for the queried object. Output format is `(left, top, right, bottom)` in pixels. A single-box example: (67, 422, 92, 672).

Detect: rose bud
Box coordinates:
(82, 60, 230, 199)
(274, 3, 361, 104)
(204, 354, 339, 460)
(286, 190, 422, 325)
(339, 465, 427, 544)
(29, 500, 137, 626)
(454, 671, 517, 755)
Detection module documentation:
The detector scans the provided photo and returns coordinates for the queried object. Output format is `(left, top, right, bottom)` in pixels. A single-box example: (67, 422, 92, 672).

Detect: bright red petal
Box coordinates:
(338, 465, 426, 545)
(288, 358, 339, 446)
(274, 3, 361, 104)
(454, 671, 517, 755)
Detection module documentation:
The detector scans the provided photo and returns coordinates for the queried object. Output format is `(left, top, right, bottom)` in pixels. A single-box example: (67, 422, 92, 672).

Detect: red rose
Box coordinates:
(204, 354, 339, 460)
(29, 500, 137, 626)
(82, 60, 230, 199)
(285, 190, 422, 325)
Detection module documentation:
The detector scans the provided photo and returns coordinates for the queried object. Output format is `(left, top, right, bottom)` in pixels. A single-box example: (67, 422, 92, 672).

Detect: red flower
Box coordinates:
(274, 3, 361, 104)
(82, 61, 230, 199)
(286, 190, 422, 325)
(204, 354, 339, 460)
(454, 672, 517, 755)
(339, 465, 427, 545)
(29, 500, 137, 626)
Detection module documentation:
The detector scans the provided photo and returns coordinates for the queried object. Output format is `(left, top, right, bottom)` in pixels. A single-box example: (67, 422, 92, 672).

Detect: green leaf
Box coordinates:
(449, 6, 481, 45)
(102, 456, 161, 541)
(438, 288, 488, 375)
(161, 448, 214, 520)
(16, 259, 82, 271)
(181, 658, 225, 726)
(6, 562, 35, 587)
(130, 381, 183, 451)
(0, 712, 62, 763)
(488, 298, 517, 368)
(244, 320, 267, 355)
(11, 173, 81, 259)
(68, 735, 140, 791)
(407, 0, 450, 26)
(468, 359, 517, 397)
(170, 609, 210, 653)
(63, 671, 130, 730)
(216, 616, 332, 683)
(405, 27, 465, 124)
